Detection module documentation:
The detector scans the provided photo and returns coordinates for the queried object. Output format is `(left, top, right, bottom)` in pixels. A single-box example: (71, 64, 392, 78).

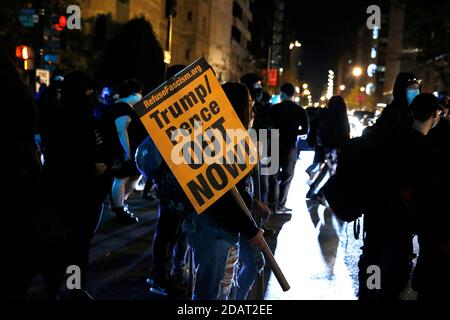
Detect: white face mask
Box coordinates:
(406, 89, 420, 105)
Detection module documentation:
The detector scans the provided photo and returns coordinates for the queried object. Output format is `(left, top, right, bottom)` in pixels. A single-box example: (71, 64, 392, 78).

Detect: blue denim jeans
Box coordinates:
(235, 237, 265, 300)
(182, 212, 240, 300)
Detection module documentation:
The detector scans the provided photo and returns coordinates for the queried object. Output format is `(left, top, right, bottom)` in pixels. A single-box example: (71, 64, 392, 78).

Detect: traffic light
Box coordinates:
(15, 45, 34, 70)
(165, 0, 177, 18)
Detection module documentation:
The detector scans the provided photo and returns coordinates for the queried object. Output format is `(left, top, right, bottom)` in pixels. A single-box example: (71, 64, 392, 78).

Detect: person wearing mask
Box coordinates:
(373, 72, 421, 136)
(240, 74, 274, 207)
(270, 83, 309, 213)
(41, 71, 105, 300)
(182, 83, 268, 300)
(106, 79, 147, 223)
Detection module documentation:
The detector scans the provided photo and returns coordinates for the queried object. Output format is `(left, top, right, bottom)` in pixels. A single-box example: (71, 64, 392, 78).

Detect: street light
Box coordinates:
(289, 40, 302, 50)
(352, 66, 363, 77)
(302, 83, 308, 90)
(339, 84, 346, 91)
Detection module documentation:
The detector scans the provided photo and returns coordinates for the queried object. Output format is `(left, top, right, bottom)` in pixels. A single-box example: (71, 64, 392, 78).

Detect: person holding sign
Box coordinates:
(133, 58, 289, 299)
(181, 82, 269, 300)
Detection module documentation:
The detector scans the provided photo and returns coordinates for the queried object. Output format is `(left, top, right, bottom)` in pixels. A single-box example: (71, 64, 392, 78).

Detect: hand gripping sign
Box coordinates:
(133, 57, 290, 292)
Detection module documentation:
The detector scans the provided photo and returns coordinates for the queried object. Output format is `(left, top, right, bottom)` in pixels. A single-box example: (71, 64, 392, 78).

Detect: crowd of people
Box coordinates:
(6, 47, 450, 301)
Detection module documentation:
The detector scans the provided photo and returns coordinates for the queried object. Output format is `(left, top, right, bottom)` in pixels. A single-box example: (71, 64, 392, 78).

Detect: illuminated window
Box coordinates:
(371, 47, 377, 59)
(372, 28, 379, 40)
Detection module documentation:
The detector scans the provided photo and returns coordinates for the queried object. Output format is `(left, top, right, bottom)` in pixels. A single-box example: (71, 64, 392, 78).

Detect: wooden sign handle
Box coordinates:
(231, 187, 290, 292)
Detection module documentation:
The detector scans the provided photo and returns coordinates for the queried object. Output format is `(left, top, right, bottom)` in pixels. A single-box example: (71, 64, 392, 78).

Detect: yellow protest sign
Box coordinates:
(134, 58, 257, 213)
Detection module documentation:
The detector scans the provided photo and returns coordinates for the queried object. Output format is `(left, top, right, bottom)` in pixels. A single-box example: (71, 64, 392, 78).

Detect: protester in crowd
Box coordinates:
(270, 83, 309, 213)
(305, 107, 327, 182)
(41, 70, 107, 300)
(357, 75, 423, 300)
(2, 53, 42, 299)
(147, 65, 192, 296)
(410, 94, 450, 300)
(106, 79, 147, 223)
(182, 82, 268, 300)
(372, 72, 421, 136)
(306, 96, 350, 200)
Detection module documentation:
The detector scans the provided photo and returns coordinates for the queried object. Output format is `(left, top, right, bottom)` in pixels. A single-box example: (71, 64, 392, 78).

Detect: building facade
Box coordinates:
(81, 0, 255, 82)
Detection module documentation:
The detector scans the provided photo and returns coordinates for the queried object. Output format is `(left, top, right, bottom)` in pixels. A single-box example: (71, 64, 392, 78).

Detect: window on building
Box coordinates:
(371, 47, 377, 59)
(233, 1, 242, 20)
(187, 11, 192, 22)
(231, 26, 241, 43)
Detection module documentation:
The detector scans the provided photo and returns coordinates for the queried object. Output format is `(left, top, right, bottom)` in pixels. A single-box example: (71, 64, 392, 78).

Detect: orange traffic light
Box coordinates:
(15, 45, 33, 59)
(15, 45, 34, 70)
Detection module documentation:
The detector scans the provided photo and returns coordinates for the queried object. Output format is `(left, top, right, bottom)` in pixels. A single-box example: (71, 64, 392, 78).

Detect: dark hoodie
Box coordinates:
(374, 72, 417, 136)
(43, 71, 97, 177)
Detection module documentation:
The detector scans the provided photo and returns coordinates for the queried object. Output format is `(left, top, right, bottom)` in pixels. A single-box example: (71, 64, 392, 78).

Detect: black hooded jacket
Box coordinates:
(374, 72, 416, 136)
(43, 71, 97, 178)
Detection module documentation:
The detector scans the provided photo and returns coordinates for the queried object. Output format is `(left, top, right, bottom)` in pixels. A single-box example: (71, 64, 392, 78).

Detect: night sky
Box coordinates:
(291, 1, 380, 100)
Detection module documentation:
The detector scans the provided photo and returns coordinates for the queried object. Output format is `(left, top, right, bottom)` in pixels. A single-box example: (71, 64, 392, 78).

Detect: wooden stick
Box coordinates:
(231, 187, 290, 292)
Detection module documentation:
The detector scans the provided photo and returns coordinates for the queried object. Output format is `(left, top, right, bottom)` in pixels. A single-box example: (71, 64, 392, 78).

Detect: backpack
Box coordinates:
(322, 127, 395, 226)
(321, 136, 369, 223)
(135, 136, 162, 179)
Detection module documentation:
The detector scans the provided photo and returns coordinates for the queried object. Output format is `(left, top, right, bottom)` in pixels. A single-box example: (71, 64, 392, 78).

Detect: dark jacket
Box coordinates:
(270, 100, 309, 153)
(318, 110, 350, 150)
(374, 72, 416, 136)
(206, 176, 259, 240)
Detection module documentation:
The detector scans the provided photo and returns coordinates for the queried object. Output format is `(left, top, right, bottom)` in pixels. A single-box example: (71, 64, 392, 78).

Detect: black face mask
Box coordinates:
(254, 88, 262, 101)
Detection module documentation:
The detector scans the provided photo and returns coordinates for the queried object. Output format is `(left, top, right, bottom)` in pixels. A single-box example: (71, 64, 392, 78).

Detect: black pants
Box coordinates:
(42, 173, 111, 298)
(275, 148, 298, 208)
(358, 215, 413, 300)
(152, 204, 187, 281)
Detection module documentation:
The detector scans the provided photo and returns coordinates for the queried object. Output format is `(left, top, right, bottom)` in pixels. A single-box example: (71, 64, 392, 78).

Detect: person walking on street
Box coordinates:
(270, 83, 309, 213)
(106, 79, 147, 223)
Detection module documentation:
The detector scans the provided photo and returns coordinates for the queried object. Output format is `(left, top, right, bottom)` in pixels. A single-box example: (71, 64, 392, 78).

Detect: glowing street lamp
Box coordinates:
(352, 66, 363, 77)
(339, 84, 346, 91)
(289, 40, 302, 50)
(302, 83, 308, 90)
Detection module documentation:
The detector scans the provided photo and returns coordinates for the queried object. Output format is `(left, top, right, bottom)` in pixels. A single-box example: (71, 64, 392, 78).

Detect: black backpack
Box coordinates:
(322, 136, 369, 223)
(322, 127, 395, 226)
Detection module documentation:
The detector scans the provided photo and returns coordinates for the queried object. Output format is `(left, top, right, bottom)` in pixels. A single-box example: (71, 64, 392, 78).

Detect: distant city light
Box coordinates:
(302, 83, 308, 90)
(372, 27, 380, 40)
(367, 64, 377, 77)
(366, 83, 375, 95)
(352, 67, 363, 77)
(327, 70, 335, 100)
(371, 47, 377, 59)
(289, 40, 301, 50)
